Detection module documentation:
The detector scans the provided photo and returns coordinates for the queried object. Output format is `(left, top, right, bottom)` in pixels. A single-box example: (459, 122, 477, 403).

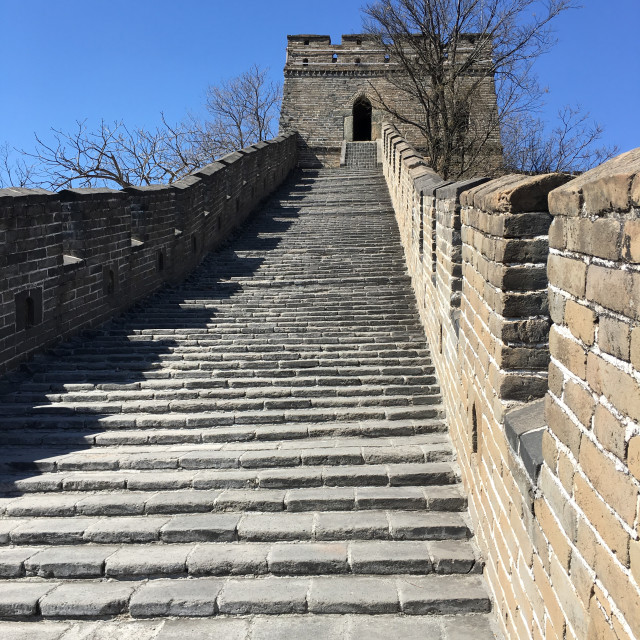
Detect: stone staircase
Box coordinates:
(344, 142, 378, 169)
(0, 168, 497, 638)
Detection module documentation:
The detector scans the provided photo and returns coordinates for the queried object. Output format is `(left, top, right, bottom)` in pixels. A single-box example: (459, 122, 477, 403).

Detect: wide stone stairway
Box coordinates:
(0, 169, 497, 638)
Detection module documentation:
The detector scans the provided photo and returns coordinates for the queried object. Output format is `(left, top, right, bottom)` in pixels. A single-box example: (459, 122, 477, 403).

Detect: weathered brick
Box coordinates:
(548, 254, 587, 298)
(579, 436, 638, 527)
(593, 404, 626, 461)
(586, 264, 640, 321)
(598, 316, 630, 361)
(564, 300, 596, 346)
(587, 352, 640, 424)
(563, 379, 595, 429)
(550, 326, 587, 380)
(622, 219, 640, 263)
(628, 435, 640, 483)
(574, 473, 629, 565)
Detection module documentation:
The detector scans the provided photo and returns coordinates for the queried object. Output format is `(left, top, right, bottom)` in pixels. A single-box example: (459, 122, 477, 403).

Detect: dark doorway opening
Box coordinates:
(353, 97, 372, 141)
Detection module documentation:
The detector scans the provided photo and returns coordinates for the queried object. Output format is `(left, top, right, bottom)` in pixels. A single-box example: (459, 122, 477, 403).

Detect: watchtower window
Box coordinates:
(157, 250, 164, 272)
(332, 53, 338, 63)
(302, 58, 309, 66)
(471, 403, 479, 454)
(24, 296, 35, 329)
(352, 96, 372, 141)
(355, 58, 361, 65)
(106, 270, 115, 296)
(356, 38, 362, 45)
(304, 39, 310, 45)
(384, 54, 390, 63)
(191, 234, 197, 254)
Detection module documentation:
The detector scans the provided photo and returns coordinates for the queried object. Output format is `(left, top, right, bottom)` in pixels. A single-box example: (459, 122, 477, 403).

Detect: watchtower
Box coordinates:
(279, 34, 502, 172)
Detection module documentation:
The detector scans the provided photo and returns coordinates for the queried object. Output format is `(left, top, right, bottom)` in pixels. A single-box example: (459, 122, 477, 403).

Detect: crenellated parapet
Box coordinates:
(381, 121, 640, 640)
(0, 133, 298, 375)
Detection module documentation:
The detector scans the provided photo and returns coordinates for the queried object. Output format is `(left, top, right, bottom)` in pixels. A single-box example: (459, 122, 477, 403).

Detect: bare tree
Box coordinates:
(1, 66, 281, 190)
(0, 143, 36, 188)
(362, 0, 587, 178)
(204, 65, 282, 151)
(502, 105, 619, 174)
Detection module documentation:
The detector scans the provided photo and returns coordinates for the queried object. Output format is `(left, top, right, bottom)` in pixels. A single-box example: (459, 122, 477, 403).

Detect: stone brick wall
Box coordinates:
(279, 34, 500, 170)
(544, 150, 640, 638)
(0, 133, 298, 375)
(382, 122, 640, 639)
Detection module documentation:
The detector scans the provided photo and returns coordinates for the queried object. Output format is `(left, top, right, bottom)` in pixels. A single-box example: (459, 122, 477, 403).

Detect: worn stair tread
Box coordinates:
(0, 461, 458, 495)
(0, 574, 491, 618)
(0, 438, 454, 473)
(0, 510, 471, 545)
(0, 485, 467, 517)
(0, 420, 449, 448)
(0, 539, 482, 579)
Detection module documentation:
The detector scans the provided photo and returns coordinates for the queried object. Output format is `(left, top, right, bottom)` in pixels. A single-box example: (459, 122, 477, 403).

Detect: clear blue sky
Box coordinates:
(0, 0, 638, 154)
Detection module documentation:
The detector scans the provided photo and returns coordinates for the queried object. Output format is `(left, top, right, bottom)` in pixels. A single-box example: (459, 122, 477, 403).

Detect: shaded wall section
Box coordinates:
(0, 133, 298, 375)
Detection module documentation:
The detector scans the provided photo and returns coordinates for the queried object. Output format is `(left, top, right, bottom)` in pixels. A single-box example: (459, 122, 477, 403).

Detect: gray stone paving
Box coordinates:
(0, 169, 497, 636)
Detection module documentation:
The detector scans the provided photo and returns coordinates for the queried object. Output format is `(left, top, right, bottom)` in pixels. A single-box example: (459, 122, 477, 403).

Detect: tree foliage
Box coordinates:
(363, 0, 615, 177)
(0, 65, 281, 190)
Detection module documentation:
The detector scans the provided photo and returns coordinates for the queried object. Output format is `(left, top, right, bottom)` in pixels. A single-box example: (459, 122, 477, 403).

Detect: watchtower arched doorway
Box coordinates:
(353, 97, 372, 141)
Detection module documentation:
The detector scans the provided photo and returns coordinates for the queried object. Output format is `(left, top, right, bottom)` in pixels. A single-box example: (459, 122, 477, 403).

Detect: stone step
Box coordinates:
(0, 613, 499, 639)
(0, 574, 490, 619)
(0, 485, 466, 517)
(0, 419, 448, 446)
(0, 540, 481, 579)
(0, 405, 445, 429)
(21, 373, 438, 390)
(5, 384, 439, 404)
(0, 462, 458, 494)
(0, 510, 471, 545)
(0, 435, 452, 472)
(1, 394, 441, 416)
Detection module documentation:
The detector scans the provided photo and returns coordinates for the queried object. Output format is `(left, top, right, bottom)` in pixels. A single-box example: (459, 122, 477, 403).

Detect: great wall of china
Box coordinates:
(0, 34, 638, 640)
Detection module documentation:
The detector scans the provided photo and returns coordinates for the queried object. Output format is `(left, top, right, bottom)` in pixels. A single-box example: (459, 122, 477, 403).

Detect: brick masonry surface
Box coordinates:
(0, 133, 298, 376)
(381, 123, 640, 639)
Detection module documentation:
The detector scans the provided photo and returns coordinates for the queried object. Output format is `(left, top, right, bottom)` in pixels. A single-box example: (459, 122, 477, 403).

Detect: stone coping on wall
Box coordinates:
(460, 172, 572, 213)
(549, 146, 640, 215)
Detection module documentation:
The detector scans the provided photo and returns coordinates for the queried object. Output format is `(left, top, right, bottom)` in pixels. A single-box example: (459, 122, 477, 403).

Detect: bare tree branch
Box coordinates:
(1, 65, 281, 190)
(502, 105, 619, 174)
(362, 0, 594, 178)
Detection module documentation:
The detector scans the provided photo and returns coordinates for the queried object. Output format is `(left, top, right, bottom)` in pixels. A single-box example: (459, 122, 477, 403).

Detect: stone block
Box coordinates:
(397, 575, 490, 614)
(84, 517, 168, 543)
(157, 619, 250, 640)
(129, 578, 223, 617)
(161, 514, 240, 542)
(349, 541, 432, 574)
(0, 582, 58, 616)
(40, 582, 135, 617)
(308, 576, 399, 613)
(217, 577, 309, 614)
(268, 542, 348, 574)
(105, 545, 190, 577)
(25, 546, 117, 578)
